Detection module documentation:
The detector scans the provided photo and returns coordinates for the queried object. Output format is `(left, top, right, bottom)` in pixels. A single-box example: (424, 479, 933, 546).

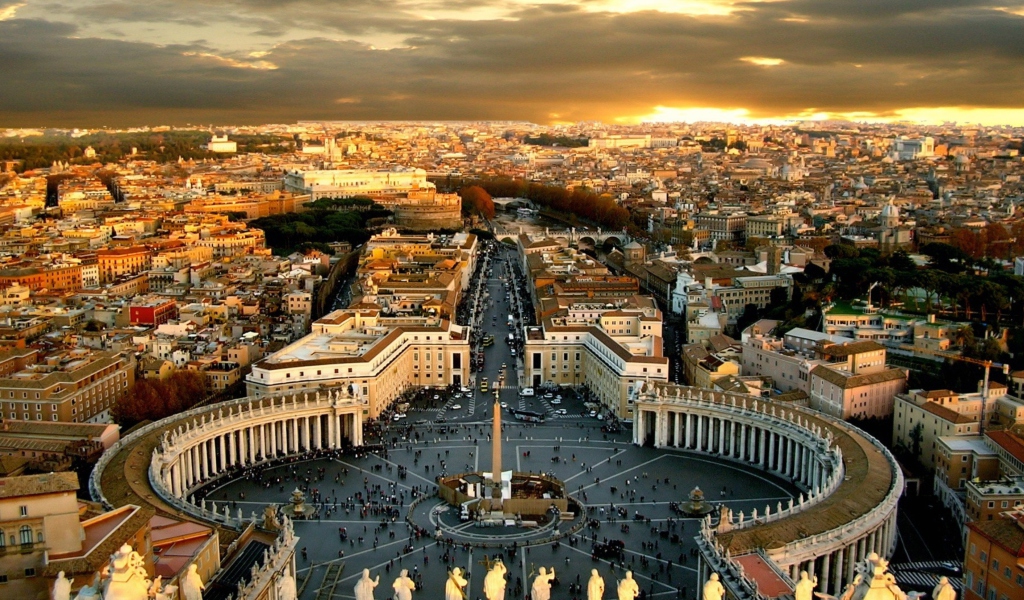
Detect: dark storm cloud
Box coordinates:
(2, 0, 1024, 126)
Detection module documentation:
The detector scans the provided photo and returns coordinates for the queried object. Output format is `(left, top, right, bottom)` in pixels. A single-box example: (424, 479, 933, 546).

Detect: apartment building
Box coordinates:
(935, 436, 999, 519)
(0, 263, 83, 292)
(695, 211, 747, 244)
(128, 297, 178, 327)
(675, 270, 792, 324)
(96, 246, 152, 284)
(246, 308, 471, 417)
(194, 229, 266, 258)
(964, 510, 1024, 600)
(809, 364, 906, 419)
(0, 349, 136, 424)
(744, 214, 785, 238)
(741, 327, 891, 396)
(806, 339, 906, 419)
(893, 388, 1022, 470)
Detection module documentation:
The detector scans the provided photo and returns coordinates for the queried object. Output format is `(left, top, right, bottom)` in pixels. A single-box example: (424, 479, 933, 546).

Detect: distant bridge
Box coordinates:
(491, 227, 631, 248)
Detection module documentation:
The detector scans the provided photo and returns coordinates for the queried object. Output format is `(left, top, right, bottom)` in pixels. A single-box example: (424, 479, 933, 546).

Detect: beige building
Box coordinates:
(96, 246, 152, 284)
(0, 349, 136, 424)
(809, 363, 906, 420)
(964, 510, 1024, 600)
(0, 472, 152, 600)
(892, 388, 1022, 470)
(524, 299, 668, 419)
(247, 307, 471, 417)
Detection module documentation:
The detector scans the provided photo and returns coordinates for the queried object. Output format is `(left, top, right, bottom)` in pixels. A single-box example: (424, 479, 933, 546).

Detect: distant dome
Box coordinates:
(955, 154, 969, 164)
(881, 200, 899, 219)
(740, 158, 772, 170)
(624, 241, 643, 250)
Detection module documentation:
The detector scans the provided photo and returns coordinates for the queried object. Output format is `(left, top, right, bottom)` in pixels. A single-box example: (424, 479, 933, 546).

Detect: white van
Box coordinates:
(520, 387, 535, 397)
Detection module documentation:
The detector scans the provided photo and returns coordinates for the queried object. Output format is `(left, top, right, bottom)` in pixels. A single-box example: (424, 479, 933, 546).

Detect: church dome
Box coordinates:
(881, 200, 899, 219)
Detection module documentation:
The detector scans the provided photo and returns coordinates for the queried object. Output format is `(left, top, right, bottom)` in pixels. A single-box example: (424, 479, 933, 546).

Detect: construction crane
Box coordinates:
(896, 344, 1009, 434)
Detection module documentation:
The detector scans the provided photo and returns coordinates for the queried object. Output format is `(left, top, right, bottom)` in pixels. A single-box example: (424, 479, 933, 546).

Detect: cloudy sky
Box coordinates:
(2, 0, 1024, 127)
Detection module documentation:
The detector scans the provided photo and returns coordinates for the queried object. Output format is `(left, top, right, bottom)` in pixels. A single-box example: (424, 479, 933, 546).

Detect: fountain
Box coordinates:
(280, 488, 311, 519)
(678, 486, 716, 517)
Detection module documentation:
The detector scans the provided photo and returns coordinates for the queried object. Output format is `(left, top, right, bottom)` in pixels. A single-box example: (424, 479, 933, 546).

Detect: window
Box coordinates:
(20, 526, 32, 545)
(19, 505, 27, 517)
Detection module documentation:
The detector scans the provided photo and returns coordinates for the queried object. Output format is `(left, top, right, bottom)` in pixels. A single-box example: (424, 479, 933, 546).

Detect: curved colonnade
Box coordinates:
(92, 383, 901, 600)
(632, 383, 903, 597)
(91, 390, 367, 530)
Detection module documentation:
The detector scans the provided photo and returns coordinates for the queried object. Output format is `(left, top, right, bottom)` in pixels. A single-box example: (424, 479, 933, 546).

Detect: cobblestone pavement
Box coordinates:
(202, 413, 800, 600)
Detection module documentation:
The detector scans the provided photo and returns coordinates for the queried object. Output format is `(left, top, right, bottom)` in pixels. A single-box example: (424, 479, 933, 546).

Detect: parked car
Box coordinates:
(520, 388, 535, 397)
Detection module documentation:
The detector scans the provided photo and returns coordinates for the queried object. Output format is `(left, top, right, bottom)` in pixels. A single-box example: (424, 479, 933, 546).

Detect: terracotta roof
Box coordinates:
(986, 430, 1024, 465)
(822, 340, 885, 356)
(967, 515, 1024, 556)
(0, 471, 79, 499)
(921, 401, 974, 424)
(44, 505, 155, 577)
(810, 365, 907, 389)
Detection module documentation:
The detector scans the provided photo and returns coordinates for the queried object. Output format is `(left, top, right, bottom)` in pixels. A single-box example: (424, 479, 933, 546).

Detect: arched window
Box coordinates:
(0, 529, 5, 548)
(20, 526, 32, 546)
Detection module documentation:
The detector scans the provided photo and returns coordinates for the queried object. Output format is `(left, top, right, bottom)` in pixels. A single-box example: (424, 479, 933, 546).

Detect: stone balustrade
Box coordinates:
(228, 515, 299, 600)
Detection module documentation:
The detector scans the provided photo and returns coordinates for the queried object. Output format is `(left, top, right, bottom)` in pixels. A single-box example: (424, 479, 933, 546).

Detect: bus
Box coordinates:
(511, 409, 545, 423)
(480, 378, 489, 393)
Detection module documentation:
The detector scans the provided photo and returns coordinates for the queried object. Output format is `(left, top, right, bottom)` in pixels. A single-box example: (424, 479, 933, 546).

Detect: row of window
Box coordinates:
(0, 525, 41, 547)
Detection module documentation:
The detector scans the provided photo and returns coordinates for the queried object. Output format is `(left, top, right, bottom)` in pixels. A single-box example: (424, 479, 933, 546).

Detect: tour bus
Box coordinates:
(480, 378, 489, 393)
(512, 410, 545, 423)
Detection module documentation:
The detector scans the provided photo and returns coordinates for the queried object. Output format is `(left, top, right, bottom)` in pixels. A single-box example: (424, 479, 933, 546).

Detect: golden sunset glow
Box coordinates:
(1, 0, 1022, 126)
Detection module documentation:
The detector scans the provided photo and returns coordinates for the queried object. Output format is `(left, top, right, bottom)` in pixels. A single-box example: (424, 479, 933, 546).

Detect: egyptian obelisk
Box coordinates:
(491, 397, 502, 505)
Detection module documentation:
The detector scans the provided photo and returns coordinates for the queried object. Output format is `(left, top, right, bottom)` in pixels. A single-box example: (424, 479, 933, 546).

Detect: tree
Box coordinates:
(985, 222, 1011, 259)
(920, 242, 969, 273)
(950, 228, 986, 260)
(460, 185, 495, 220)
(824, 244, 860, 260)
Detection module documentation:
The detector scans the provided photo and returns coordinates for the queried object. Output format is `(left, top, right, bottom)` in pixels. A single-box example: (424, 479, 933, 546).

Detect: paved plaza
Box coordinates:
(194, 246, 801, 600)
(200, 404, 800, 600)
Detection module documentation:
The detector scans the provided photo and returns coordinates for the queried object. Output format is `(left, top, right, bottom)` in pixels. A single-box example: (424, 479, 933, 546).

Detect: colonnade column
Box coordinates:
(832, 546, 845, 594)
(259, 424, 266, 459)
(718, 419, 725, 454)
(696, 415, 704, 451)
(819, 549, 831, 593)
